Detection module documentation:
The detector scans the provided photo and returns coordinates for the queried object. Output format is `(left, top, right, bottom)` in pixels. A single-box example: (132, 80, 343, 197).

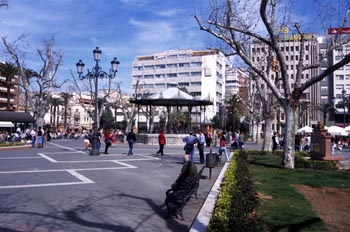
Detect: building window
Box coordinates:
(133, 66, 143, 70)
(167, 73, 177, 77)
(321, 86, 328, 91)
(155, 74, 166, 78)
(178, 72, 190, 77)
(191, 72, 201, 76)
(155, 64, 166, 69)
(305, 55, 309, 60)
(168, 55, 177, 59)
(191, 82, 201, 86)
(179, 63, 190, 67)
(144, 65, 154, 70)
(336, 75, 344, 80)
(166, 63, 177, 68)
(144, 75, 153, 79)
(190, 62, 202, 67)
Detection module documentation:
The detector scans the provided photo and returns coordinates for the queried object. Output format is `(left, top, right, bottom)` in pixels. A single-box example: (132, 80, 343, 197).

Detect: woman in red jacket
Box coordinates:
(156, 130, 166, 156)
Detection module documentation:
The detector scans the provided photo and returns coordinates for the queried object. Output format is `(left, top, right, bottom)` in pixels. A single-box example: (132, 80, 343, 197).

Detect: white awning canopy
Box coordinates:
(0, 121, 14, 128)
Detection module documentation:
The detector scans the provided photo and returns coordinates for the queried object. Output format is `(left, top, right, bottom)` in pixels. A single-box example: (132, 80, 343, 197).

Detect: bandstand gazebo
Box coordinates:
(130, 87, 213, 145)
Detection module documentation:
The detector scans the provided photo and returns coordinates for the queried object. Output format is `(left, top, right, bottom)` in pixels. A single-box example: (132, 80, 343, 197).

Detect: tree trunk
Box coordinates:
(282, 104, 296, 169)
(262, 117, 273, 151)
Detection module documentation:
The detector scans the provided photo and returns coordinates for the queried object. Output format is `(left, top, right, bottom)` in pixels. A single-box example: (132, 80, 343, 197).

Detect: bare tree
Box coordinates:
(2, 36, 64, 128)
(195, 0, 350, 168)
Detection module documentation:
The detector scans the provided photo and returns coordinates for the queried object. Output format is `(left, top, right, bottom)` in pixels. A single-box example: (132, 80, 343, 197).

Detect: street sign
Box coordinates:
(328, 27, 350, 35)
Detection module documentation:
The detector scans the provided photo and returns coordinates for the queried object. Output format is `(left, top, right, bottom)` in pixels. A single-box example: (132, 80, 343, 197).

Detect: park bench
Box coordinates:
(165, 166, 206, 220)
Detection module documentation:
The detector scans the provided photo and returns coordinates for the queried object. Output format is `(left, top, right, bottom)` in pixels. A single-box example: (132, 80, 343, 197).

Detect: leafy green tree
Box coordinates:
(225, 94, 244, 132)
(101, 106, 115, 129)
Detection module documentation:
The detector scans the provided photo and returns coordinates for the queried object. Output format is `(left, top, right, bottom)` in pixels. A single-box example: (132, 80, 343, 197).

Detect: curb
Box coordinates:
(0, 144, 32, 151)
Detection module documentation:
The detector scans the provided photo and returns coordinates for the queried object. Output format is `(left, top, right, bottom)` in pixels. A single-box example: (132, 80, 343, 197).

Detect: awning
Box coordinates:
(0, 121, 14, 128)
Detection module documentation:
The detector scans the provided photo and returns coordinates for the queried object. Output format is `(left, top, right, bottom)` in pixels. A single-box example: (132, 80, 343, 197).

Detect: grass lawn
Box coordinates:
(249, 154, 350, 232)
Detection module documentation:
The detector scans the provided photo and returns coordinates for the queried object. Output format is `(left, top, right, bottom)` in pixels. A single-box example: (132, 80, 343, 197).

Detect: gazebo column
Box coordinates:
(167, 106, 171, 133)
(188, 106, 192, 132)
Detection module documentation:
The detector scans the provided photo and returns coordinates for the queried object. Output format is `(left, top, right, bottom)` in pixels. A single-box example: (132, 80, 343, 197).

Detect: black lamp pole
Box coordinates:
(342, 88, 346, 128)
(76, 47, 120, 156)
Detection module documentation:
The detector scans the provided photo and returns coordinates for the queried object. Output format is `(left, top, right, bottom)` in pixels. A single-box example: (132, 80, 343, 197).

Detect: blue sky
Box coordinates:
(0, 0, 210, 93)
(0, 0, 348, 94)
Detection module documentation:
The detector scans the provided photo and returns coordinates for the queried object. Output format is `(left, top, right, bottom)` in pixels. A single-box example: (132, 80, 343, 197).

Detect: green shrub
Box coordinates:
(0, 141, 25, 147)
(207, 150, 264, 231)
(207, 155, 237, 231)
(294, 152, 338, 170)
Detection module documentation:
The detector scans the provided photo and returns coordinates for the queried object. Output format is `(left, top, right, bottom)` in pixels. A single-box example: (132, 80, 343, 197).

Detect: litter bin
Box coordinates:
(206, 152, 217, 168)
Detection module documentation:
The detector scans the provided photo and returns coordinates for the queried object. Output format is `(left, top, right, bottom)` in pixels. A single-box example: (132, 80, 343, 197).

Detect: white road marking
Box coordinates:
(66, 170, 94, 183)
(47, 142, 86, 154)
(0, 143, 160, 190)
(0, 157, 41, 160)
(0, 181, 92, 189)
(37, 153, 58, 163)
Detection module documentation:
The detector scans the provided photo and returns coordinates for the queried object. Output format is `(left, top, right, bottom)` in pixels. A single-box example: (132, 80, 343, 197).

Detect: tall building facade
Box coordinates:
(131, 49, 226, 120)
(319, 37, 350, 126)
(225, 65, 249, 97)
(250, 33, 320, 133)
(0, 63, 20, 111)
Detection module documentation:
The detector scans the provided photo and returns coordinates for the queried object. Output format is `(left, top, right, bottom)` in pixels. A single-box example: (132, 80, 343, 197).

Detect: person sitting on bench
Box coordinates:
(171, 153, 197, 192)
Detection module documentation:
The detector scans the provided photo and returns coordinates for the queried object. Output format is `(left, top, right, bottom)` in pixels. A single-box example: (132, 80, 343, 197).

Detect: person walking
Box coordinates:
(272, 131, 278, 152)
(218, 133, 230, 161)
(30, 128, 36, 148)
(197, 130, 205, 164)
(104, 129, 111, 154)
(239, 131, 245, 149)
(37, 127, 43, 148)
(156, 130, 166, 156)
(111, 130, 117, 146)
(126, 129, 137, 156)
(182, 131, 198, 163)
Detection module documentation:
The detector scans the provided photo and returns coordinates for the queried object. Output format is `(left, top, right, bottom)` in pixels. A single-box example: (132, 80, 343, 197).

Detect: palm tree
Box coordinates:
(23, 68, 40, 113)
(48, 96, 63, 128)
(298, 101, 310, 127)
(0, 62, 18, 110)
(60, 92, 73, 130)
(317, 103, 337, 125)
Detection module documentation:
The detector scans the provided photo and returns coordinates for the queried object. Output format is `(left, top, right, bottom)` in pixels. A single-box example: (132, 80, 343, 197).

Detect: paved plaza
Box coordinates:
(0, 139, 348, 232)
(0, 139, 224, 232)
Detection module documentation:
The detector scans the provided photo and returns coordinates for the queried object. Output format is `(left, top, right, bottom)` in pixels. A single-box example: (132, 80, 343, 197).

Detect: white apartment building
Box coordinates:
(131, 49, 226, 120)
(250, 33, 320, 133)
(225, 65, 249, 97)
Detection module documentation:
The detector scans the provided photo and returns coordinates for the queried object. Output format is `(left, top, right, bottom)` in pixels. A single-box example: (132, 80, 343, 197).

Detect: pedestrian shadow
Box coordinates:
(118, 192, 190, 232)
(64, 209, 134, 232)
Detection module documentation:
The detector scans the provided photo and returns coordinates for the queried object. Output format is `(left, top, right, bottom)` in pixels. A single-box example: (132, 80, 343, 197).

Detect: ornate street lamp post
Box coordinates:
(76, 47, 120, 156)
(342, 87, 347, 128)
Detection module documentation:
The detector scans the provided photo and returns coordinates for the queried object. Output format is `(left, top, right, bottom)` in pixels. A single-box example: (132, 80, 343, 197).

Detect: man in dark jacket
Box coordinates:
(172, 154, 197, 190)
(126, 129, 136, 156)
